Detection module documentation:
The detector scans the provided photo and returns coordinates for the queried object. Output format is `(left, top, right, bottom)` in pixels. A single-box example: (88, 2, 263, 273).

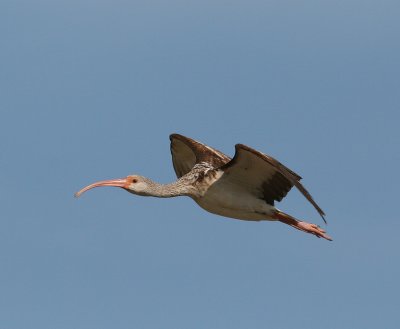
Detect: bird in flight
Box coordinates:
(75, 134, 331, 240)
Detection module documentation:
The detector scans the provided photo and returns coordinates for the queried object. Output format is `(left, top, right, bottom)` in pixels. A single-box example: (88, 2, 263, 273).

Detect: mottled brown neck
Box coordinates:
(142, 179, 194, 198)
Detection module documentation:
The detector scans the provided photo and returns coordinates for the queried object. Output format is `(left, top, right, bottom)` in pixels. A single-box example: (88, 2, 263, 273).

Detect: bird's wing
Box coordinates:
(170, 134, 231, 178)
(219, 144, 326, 222)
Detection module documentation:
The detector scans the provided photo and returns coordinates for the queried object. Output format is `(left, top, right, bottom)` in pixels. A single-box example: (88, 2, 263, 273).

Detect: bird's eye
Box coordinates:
(132, 178, 138, 183)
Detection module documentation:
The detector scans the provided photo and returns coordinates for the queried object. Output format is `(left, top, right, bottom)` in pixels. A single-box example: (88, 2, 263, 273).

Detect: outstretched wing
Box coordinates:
(170, 134, 231, 178)
(220, 144, 326, 222)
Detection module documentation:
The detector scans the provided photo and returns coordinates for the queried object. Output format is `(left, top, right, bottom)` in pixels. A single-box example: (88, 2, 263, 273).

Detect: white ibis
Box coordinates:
(76, 134, 331, 240)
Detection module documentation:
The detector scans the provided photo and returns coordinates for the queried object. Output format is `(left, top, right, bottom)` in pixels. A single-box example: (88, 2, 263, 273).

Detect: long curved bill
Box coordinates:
(75, 177, 131, 198)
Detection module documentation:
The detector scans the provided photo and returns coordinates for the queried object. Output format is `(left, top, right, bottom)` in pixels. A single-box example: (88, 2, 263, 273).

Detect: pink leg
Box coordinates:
(273, 211, 332, 241)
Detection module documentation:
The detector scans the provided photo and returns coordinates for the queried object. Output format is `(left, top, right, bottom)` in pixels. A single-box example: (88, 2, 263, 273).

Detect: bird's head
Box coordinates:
(75, 174, 154, 197)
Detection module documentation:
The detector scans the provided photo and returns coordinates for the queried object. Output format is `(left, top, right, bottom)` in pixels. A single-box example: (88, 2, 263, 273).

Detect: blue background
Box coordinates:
(1, 1, 399, 328)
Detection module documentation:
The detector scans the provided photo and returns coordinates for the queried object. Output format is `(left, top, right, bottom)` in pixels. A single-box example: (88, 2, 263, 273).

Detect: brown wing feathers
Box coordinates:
(169, 133, 230, 177)
(170, 134, 326, 223)
(222, 144, 326, 223)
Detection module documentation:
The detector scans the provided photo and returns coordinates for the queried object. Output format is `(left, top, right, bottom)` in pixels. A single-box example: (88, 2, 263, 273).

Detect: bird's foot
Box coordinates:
(297, 221, 332, 241)
(273, 210, 332, 241)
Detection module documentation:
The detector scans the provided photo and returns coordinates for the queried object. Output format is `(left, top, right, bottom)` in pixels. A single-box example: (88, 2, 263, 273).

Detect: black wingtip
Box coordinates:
(321, 213, 327, 225)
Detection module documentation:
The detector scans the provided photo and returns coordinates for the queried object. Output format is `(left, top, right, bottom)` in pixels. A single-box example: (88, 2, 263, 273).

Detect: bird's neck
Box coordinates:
(143, 179, 193, 198)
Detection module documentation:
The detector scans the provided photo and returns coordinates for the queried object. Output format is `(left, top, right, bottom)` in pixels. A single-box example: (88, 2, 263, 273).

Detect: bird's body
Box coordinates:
(76, 134, 332, 240)
(196, 186, 274, 221)
(186, 163, 274, 221)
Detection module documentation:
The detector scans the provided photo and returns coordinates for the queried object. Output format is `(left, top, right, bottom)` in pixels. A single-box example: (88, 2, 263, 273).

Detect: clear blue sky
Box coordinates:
(1, 1, 399, 328)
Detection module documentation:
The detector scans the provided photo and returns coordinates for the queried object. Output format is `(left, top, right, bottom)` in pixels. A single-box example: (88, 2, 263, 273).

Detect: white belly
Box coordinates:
(193, 181, 276, 221)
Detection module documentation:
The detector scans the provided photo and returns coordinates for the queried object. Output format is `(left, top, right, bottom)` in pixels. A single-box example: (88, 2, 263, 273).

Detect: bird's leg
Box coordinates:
(273, 210, 332, 241)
